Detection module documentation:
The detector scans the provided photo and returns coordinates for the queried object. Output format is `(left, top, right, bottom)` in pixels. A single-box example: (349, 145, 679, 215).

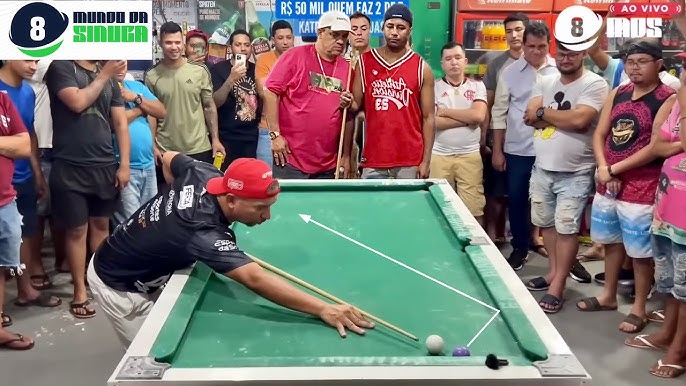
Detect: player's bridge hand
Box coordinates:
(318, 303, 375, 338)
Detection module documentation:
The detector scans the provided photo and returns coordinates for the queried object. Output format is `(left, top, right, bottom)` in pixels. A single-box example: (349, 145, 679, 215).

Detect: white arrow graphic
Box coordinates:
(299, 214, 499, 313)
(299, 214, 500, 346)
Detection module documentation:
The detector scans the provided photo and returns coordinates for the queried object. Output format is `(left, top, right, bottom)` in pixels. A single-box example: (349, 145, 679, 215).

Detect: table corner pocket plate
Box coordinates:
(534, 354, 587, 377)
(468, 236, 491, 246)
(117, 356, 171, 380)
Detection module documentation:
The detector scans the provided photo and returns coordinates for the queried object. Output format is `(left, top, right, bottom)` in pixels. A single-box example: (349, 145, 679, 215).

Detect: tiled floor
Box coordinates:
(0, 244, 679, 386)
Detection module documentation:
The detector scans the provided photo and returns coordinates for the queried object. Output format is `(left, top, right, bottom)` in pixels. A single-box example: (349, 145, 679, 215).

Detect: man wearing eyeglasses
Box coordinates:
(577, 40, 676, 335)
(522, 44, 608, 313)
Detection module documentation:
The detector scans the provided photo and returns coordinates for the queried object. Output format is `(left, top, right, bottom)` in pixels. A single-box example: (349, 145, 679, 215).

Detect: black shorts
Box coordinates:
(219, 136, 258, 172)
(482, 151, 508, 198)
(50, 161, 119, 229)
(13, 177, 39, 238)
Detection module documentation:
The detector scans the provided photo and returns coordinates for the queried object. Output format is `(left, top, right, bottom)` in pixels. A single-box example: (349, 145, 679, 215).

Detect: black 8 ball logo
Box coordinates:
(10, 2, 68, 48)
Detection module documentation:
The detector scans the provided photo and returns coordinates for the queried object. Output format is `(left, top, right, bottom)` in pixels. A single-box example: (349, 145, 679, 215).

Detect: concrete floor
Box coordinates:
(0, 244, 680, 386)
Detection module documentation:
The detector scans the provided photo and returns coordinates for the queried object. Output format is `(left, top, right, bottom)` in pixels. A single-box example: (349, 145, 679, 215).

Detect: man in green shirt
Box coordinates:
(145, 22, 225, 165)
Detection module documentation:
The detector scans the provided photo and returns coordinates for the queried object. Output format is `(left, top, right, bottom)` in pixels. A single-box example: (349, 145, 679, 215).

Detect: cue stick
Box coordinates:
(247, 253, 419, 342)
(335, 48, 359, 180)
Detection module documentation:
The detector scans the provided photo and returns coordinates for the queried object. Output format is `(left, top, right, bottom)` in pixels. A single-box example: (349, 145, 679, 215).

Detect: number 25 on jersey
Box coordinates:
(375, 98, 389, 111)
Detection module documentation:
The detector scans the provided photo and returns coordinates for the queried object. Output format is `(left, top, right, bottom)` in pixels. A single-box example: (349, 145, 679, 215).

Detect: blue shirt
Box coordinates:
(117, 80, 157, 170)
(0, 80, 35, 183)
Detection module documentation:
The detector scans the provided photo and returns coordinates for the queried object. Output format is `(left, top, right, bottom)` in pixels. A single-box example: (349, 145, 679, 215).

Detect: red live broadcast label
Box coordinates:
(609, 2, 682, 17)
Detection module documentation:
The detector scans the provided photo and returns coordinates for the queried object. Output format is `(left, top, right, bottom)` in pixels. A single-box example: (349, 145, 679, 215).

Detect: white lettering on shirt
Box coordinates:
(371, 77, 413, 110)
(165, 190, 175, 216)
(177, 185, 194, 210)
(214, 239, 237, 252)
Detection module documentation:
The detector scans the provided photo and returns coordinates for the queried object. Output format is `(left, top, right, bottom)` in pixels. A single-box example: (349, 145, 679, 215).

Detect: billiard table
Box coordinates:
(107, 179, 591, 386)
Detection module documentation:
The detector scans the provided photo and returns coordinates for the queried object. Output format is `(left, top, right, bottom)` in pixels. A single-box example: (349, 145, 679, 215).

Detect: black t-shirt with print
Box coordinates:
(45, 60, 124, 166)
(209, 60, 261, 140)
(94, 154, 253, 293)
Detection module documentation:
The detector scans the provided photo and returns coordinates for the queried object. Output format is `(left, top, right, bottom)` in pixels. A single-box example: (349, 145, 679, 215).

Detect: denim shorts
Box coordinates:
(0, 200, 24, 274)
(529, 166, 594, 235)
(590, 193, 653, 258)
(652, 234, 686, 302)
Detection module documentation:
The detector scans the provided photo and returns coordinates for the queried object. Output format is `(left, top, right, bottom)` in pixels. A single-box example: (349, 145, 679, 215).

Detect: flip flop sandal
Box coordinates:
(648, 309, 665, 323)
(69, 300, 96, 319)
(14, 293, 62, 308)
(576, 297, 618, 312)
(526, 276, 549, 291)
(576, 251, 604, 262)
(539, 294, 564, 314)
(624, 334, 668, 351)
(29, 274, 53, 290)
(620, 313, 648, 334)
(0, 334, 34, 351)
(650, 360, 686, 378)
(1, 312, 12, 327)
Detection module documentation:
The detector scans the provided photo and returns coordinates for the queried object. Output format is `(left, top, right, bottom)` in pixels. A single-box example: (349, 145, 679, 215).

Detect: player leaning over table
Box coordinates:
(87, 152, 374, 348)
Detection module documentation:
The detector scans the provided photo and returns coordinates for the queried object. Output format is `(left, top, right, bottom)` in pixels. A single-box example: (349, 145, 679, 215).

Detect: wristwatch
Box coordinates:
(269, 131, 280, 140)
(134, 94, 143, 106)
(607, 165, 616, 177)
(535, 107, 545, 120)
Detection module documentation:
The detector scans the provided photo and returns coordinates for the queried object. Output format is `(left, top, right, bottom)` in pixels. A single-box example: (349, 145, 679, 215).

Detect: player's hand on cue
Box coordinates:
(318, 304, 375, 338)
(339, 91, 353, 109)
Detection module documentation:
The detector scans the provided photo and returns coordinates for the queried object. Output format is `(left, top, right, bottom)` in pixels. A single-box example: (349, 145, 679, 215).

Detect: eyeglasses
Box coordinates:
(624, 59, 656, 68)
(555, 52, 580, 60)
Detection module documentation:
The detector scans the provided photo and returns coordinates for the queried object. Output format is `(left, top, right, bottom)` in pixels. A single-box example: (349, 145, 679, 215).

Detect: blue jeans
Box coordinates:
(113, 166, 158, 225)
(257, 128, 272, 170)
(505, 153, 535, 250)
(0, 200, 23, 274)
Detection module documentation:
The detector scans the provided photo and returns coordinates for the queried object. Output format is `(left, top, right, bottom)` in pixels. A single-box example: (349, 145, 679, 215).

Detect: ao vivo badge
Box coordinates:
(554, 2, 683, 51)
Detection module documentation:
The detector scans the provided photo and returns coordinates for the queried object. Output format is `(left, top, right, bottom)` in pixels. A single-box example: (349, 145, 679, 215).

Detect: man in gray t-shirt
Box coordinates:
(522, 44, 608, 313)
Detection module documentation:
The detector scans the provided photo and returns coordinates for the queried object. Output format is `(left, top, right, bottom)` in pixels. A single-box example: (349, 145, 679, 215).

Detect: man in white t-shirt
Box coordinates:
(431, 42, 487, 224)
(523, 42, 609, 313)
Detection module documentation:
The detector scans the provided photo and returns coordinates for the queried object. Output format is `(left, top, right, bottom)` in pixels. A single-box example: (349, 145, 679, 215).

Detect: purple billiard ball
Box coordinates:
(452, 347, 470, 357)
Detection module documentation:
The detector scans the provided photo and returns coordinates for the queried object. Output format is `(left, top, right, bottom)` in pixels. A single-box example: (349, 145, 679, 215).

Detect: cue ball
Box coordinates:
(425, 335, 444, 355)
(452, 347, 470, 357)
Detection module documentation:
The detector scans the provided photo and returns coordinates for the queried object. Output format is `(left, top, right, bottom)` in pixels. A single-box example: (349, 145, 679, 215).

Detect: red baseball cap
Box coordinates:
(675, 52, 686, 60)
(206, 158, 281, 199)
(186, 29, 209, 43)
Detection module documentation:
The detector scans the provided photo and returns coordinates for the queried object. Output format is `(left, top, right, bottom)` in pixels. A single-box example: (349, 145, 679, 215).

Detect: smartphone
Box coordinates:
(193, 45, 205, 57)
(234, 53, 246, 68)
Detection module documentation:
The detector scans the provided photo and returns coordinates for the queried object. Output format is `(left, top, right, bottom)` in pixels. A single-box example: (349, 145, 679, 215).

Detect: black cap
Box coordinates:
(384, 3, 413, 26)
(612, 39, 663, 60)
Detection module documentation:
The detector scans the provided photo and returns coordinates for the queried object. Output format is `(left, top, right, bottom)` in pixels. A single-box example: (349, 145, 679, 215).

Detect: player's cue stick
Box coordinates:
(247, 253, 419, 342)
(335, 48, 359, 180)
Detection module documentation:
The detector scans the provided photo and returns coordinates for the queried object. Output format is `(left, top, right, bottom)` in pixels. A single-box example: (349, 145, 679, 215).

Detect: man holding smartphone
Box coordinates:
(210, 30, 260, 170)
(185, 29, 210, 64)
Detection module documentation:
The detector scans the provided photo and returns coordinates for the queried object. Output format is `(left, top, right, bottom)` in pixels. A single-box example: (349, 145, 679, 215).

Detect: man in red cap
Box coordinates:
(87, 152, 373, 348)
(185, 29, 209, 64)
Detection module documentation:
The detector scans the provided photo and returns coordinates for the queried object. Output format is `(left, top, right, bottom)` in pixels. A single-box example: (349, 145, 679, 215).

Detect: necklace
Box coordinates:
(316, 49, 338, 93)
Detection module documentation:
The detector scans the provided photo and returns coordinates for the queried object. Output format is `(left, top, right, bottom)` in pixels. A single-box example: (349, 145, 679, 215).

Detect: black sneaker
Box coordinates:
(570, 261, 592, 283)
(594, 269, 634, 285)
(507, 249, 529, 271)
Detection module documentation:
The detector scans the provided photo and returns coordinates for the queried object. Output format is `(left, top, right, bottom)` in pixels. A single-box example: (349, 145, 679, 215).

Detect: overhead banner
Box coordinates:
(0, 1, 154, 60)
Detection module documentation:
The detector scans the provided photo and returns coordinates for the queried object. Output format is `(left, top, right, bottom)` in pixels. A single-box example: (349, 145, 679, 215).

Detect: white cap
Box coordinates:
(317, 11, 353, 32)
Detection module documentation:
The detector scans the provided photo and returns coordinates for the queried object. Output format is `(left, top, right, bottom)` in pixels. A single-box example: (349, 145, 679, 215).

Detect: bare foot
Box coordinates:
(650, 359, 685, 378)
(619, 312, 648, 333)
(625, 334, 670, 351)
(576, 295, 618, 311)
(69, 299, 96, 319)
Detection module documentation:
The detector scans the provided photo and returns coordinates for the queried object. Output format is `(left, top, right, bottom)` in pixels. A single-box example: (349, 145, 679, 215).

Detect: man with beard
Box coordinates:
(88, 152, 374, 347)
(255, 20, 294, 169)
(264, 11, 355, 178)
(522, 44, 608, 313)
(352, 4, 435, 179)
(578, 40, 676, 335)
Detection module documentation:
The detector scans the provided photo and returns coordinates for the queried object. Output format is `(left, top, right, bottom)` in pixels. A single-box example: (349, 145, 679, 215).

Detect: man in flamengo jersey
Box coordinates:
(352, 4, 435, 179)
(88, 152, 374, 347)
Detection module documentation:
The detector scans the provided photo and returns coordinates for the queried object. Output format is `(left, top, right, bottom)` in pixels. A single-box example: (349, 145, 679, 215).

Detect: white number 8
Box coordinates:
(375, 98, 388, 111)
(30, 17, 46, 42)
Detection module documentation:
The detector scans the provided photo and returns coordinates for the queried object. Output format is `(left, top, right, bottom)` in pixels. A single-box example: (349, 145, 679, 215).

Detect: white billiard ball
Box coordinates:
(425, 334, 444, 355)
